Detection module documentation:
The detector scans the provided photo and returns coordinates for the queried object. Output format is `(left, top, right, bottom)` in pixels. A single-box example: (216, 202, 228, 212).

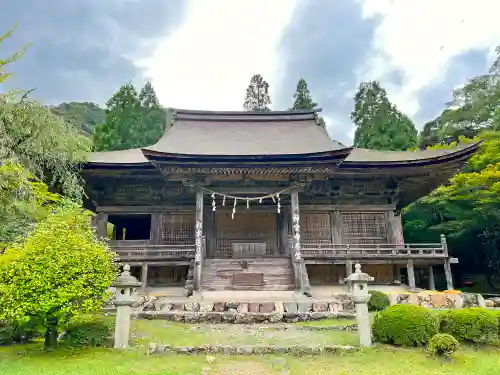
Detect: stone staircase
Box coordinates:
(201, 258, 295, 291)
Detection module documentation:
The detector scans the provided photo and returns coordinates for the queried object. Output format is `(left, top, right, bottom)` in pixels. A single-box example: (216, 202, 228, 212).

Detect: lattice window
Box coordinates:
(161, 214, 195, 245)
(301, 213, 332, 243)
(341, 212, 387, 244)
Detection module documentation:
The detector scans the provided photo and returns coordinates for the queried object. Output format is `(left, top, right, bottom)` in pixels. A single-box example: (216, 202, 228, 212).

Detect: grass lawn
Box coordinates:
(0, 318, 499, 375)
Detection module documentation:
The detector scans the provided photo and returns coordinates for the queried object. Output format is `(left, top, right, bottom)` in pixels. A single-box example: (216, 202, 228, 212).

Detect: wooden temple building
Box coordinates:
(83, 109, 479, 296)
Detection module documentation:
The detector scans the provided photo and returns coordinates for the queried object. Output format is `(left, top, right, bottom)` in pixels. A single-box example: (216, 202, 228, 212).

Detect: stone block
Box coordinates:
(283, 302, 298, 313)
(260, 302, 275, 313)
(184, 302, 200, 312)
(312, 302, 328, 312)
(328, 302, 342, 313)
(213, 302, 225, 312)
(171, 303, 185, 311)
(225, 301, 240, 310)
(199, 302, 214, 312)
(248, 303, 260, 313)
(298, 302, 312, 313)
(274, 302, 285, 313)
(237, 303, 249, 313)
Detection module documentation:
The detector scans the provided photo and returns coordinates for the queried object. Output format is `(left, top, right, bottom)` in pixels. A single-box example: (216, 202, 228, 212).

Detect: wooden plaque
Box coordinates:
(232, 272, 264, 287)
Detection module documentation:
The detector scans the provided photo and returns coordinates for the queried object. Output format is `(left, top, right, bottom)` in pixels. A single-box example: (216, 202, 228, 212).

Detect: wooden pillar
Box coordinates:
(141, 263, 148, 292)
(386, 210, 395, 243)
(428, 265, 435, 290)
(407, 259, 416, 291)
(444, 260, 453, 290)
(150, 213, 162, 244)
(96, 212, 108, 239)
(206, 210, 216, 258)
(278, 208, 288, 255)
(291, 188, 311, 295)
(393, 214, 404, 244)
(194, 186, 204, 291)
(332, 210, 342, 244)
(346, 260, 353, 277)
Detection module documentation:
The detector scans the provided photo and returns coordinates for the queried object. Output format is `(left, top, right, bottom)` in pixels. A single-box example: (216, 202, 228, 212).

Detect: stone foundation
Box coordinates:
(139, 311, 354, 324)
(388, 291, 486, 309)
(147, 342, 358, 356)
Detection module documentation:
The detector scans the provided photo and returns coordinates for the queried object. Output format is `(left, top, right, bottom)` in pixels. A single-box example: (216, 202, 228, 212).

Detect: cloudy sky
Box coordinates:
(2, 0, 499, 144)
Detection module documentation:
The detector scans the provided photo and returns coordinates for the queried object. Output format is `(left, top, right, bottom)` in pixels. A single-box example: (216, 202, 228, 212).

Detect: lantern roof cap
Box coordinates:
(113, 264, 141, 288)
(346, 264, 374, 282)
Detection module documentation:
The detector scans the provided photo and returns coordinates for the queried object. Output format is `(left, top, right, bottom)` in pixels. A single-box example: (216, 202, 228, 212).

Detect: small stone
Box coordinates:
(283, 302, 298, 313)
(221, 312, 236, 323)
(268, 313, 283, 323)
(237, 303, 249, 313)
(237, 346, 254, 355)
(235, 313, 254, 324)
(312, 302, 328, 312)
(260, 302, 275, 313)
(184, 302, 200, 312)
(206, 312, 223, 323)
(199, 302, 214, 312)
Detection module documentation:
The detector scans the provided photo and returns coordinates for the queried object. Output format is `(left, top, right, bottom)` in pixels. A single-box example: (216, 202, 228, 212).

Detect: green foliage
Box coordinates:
(439, 308, 498, 343)
(62, 315, 112, 347)
(50, 102, 105, 135)
(92, 81, 165, 151)
(243, 74, 271, 111)
(290, 78, 326, 126)
(427, 333, 460, 356)
(0, 318, 39, 345)
(372, 304, 439, 346)
(0, 24, 29, 85)
(0, 162, 61, 245)
(367, 290, 390, 311)
(351, 81, 418, 150)
(0, 203, 118, 348)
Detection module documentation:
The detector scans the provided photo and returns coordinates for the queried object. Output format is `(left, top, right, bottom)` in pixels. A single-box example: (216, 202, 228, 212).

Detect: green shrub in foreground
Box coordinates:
(0, 319, 39, 345)
(373, 304, 439, 347)
(440, 307, 498, 343)
(62, 315, 112, 348)
(427, 333, 459, 356)
(367, 290, 390, 311)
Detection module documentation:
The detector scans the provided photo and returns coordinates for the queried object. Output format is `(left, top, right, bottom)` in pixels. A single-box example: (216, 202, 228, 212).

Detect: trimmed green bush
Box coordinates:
(440, 307, 498, 343)
(62, 315, 112, 348)
(373, 304, 439, 347)
(427, 333, 459, 356)
(368, 290, 390, 311)
(0, 319, 39, 345)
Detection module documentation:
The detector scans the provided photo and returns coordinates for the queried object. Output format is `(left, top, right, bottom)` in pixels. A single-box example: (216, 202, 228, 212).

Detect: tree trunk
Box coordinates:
(44, 317, 58, 350)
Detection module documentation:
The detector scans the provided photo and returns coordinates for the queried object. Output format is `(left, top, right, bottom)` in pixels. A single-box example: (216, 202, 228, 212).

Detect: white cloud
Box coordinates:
(360, 0, 500, 119)
(138, 0, 297, 110)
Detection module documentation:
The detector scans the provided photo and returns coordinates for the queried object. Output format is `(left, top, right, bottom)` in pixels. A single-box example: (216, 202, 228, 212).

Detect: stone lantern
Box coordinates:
(112, 264, 141, 349)
(345, 263, 374, 347)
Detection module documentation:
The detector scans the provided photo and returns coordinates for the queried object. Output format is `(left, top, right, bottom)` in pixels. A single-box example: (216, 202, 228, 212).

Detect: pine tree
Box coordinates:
(139, 80, 160, 108)
(243, 74, 271, 111)
(291, 78, 317, 110)
(351, 81, 417, 150)
(291, 78, 326, 126)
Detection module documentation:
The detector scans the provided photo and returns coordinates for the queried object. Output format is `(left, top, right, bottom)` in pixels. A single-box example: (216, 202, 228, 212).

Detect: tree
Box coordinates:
(420, 46, 500, 148)
(291, 78, 317, 110)
(0, 203, 117, 349)
(93, 81, 165, 151)
(351, 81, 418, 150)
(0, 26, 90, 199)
(0, 24, 28, 85)
(290, 78, 326, 126)
(0, 162, 60, 247)
(50, 102, 105, 135)
(138, 81, 166, 146)
(243, 74, 271, 111)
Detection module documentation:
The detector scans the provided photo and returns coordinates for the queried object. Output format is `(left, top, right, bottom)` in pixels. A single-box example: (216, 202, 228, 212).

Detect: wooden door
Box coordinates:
(215, 212, 277, 257)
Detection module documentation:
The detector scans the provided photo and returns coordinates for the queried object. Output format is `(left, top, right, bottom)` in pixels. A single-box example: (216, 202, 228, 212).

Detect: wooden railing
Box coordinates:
(300, 242, 447, 259)
(108, 240, 195, 261)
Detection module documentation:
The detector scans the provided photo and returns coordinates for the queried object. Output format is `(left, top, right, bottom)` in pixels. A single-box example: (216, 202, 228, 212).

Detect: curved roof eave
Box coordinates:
(340, 142, 481, 169)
